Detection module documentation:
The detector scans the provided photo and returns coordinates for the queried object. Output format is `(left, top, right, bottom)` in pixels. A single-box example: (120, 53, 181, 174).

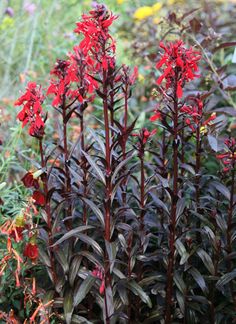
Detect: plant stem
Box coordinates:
(102, 67, 112, 324)
(80, 112, 88, 225)
(165, 76, 179, 324)
(227, 164, 235, 308)
(140, 150, 145, 237)
(62, 96, 72, 229)
(121, 86, 129, 208)
(195, 125, 202, 244)
(39, 139, 57, 285)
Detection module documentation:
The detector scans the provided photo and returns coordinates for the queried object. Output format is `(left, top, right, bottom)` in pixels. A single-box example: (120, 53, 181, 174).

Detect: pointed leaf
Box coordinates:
(73, 275, 96, 307)
(52, 226, 94, 246)
(82, 150, 106, 185)
(82, 198, 105, 227)
(197, 249, 215, 275)
(127, 281, 152, 308)
(64, 289, 74, 324)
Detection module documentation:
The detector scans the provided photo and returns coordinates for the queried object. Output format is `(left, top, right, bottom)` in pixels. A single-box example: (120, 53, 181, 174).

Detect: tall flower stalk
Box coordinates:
(74, 5, 117, 322)
(150, 40, 201, 322)
(15, 82, 57, 284)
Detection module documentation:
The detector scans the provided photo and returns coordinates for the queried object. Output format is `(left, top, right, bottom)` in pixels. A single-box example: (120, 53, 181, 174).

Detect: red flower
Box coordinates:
(132, 128, 156, 146)
(21, 172, 39, 189)
(150, 110, 162, 122)
(156, 41, 201, 98)
(202, 112, 216, 126)
(9, 227, 24, 242)
(15, 82, 45, 138)
(179, 97, 215, 133)
(32, 190, 45, 206)
(216, 138, 236, 172)
(23, 243, 39, 262)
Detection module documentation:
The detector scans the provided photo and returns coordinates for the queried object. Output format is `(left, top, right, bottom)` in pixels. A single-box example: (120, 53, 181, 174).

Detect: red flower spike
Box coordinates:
(74, 4, 117, 71)
(15, 82, 45, 138)
(23, 243, 39, 262)
(156, 40, 201, 98)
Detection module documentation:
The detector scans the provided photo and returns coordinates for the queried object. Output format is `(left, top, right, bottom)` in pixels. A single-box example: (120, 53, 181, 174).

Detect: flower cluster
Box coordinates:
(21, 171, 45, 206)
(47, 50, 98, 108)
(0, 207, 39, 288)
(217, 138, 236, 172)
(180, 97, 216, 132)
(74, 3, 117, 71)
(15, 82, 45, 137)
(156, 41, 201, 98)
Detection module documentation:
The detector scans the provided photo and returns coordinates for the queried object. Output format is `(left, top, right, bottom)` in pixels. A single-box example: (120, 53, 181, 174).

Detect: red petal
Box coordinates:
(176, 83, 183, 98)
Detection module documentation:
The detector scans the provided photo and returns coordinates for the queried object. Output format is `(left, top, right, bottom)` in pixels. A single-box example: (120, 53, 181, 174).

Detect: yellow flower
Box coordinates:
(117, 0, 125, 4)
(0, 16, 14, 31)
(152, 3, 162, 11)
(134, 3, 162, 20)
(134, 6, 153, 20)
(138, 74, 145, 82)
(200, 126, 208, 135)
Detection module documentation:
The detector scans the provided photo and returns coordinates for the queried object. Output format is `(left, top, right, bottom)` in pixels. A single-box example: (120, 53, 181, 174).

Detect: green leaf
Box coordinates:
(82, 198, 105, 228)
(64, 289, 74, 324)
(175, 239, 190, 265)
(111, 153, 135, 184)
(176, 290, 185, 315)
(52, 225, 94, 246)
(82, 150, 106, 185)
(149, 192, 169, 214)
(69, 256, 82, 286)
(189, 267, 209, 294)
(180, 163, 195, 175)
(197, 249, 215, 275)
(87, 127, 106, 155)
(77, 233, 104, 256)
(73, 275, 96, 307)
(211, 181, 230, 200)
(127, 281, 152, 308)
(38, 247, 51, 267)
(216, 270, 236, 290)
(176, 198, 186, 223)
(54, 248, 69, 274)
(105, 241, 117, 272)
(80, 251, 103, 268)
(207, 135, 218, 152)
(174, 272, 187, 294)
(71, 315, 93, 324)
(0, 182, 6, 190)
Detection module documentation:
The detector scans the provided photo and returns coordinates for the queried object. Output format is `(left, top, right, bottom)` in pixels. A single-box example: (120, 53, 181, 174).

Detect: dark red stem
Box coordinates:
(165, 76, 179, 324)
(39, 139, 57, 285)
